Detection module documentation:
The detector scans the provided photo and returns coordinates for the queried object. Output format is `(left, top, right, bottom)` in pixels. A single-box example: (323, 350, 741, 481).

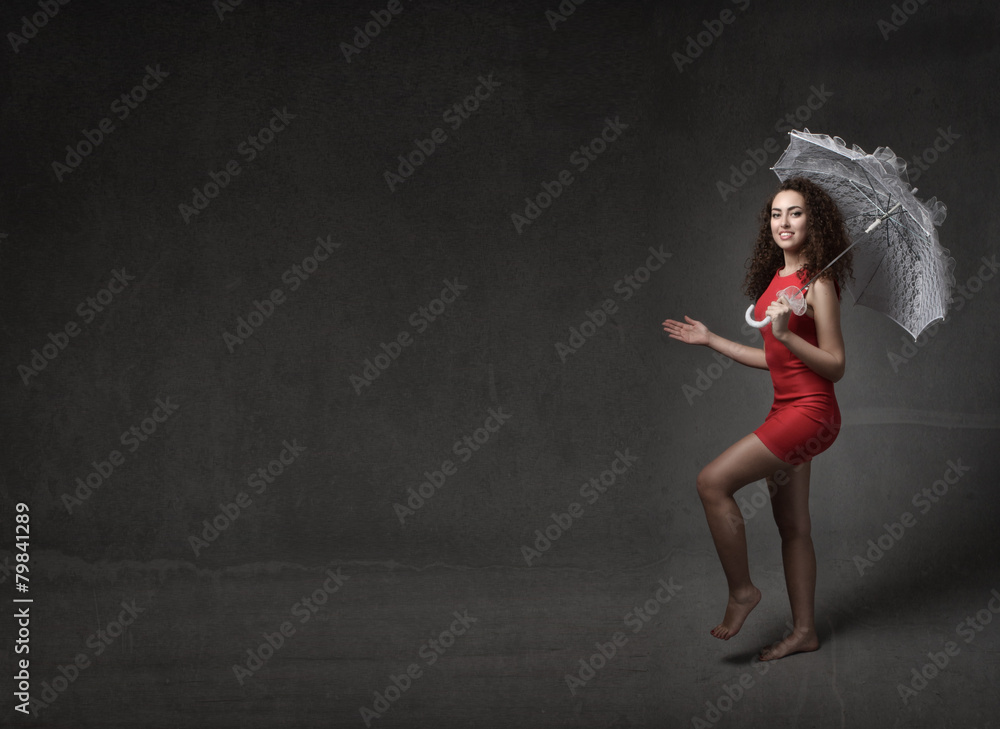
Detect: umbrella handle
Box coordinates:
(744, 286, 807, 328)
(745, 305, 771, 328)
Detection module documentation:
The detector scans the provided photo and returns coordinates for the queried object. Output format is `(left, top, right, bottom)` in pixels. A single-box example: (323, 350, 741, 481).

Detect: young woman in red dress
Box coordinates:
(662, 177, 853, 660)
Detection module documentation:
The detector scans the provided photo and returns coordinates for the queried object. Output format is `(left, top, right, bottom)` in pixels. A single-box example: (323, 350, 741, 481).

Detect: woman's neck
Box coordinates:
(780, 255, 806, 275)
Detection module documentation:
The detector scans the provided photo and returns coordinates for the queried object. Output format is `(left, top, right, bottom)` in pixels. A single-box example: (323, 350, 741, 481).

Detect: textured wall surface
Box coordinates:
(2, 1, 998, 727)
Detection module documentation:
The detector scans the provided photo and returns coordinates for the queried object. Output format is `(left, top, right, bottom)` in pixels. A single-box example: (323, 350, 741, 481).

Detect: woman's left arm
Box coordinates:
(772, 277, 846, 383)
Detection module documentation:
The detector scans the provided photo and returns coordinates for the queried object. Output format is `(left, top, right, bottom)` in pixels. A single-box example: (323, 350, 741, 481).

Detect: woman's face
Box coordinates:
(770, 190, 809, 251)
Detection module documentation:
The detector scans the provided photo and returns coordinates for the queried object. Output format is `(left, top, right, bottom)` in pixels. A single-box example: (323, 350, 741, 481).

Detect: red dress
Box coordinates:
(753, 267, 842, 465)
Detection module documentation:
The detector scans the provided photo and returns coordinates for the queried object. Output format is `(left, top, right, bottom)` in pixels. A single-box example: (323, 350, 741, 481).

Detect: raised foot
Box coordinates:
(758, 626, 820, 661)
(709, 586, 762, 640)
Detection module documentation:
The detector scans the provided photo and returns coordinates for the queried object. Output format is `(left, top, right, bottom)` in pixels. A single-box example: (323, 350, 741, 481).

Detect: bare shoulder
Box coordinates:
(810, 276, 837, 293)
(808, 276, 839, 303)
(805, 277, 842, 326)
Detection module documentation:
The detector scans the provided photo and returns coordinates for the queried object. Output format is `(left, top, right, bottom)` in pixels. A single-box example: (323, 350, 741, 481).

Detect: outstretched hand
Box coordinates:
(662, 315, 711, 346)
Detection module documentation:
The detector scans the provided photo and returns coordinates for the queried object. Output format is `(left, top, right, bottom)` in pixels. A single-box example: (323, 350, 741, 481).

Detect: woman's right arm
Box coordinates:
(662, 315, 768, 370)
(705, 331, 768, 370)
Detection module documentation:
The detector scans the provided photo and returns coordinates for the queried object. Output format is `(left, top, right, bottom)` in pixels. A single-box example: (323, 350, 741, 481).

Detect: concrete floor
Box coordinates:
(13, 546, 998, 729)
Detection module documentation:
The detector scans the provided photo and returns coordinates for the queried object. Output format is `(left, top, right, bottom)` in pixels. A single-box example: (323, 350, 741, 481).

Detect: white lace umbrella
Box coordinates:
(745, 129, 955, 340)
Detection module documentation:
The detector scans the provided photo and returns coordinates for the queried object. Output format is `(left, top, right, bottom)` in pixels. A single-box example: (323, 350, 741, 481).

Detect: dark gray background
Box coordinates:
(2, 1, 998, 727)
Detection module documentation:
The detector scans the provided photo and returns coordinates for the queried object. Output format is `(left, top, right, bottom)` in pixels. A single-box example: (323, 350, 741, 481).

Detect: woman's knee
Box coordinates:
(774, 515, 812, 542)
(696, 467, 722, 502)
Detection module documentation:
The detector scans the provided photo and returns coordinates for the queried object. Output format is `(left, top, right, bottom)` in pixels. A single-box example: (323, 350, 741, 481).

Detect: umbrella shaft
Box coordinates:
(801, 201, 902, 292)
(798, 236, 863, 293)
(864, 201, 903, 233)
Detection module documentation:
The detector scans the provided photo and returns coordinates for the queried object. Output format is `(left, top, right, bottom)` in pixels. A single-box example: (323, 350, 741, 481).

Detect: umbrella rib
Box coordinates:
(849, 176, 890, 218)
(862, 166, 891, 214)
(848, 171, 927, 246)
(847, 179, 882, 211)
(883, 213, 929, 251)
(853, 249, 888, 297)
(841, 211, 872, 222)
(856, 243, 892, 306)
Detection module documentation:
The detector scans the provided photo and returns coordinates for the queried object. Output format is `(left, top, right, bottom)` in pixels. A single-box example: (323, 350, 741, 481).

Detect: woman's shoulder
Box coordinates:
(809, 275, 842, 301)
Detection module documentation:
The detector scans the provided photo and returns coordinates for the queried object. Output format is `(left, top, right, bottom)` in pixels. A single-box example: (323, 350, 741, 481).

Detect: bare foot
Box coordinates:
(758, 625, 820, 660)
(710, 586, 761, 640)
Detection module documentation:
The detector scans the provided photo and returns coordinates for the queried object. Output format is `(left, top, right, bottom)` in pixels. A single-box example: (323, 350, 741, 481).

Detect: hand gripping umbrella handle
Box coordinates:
(745, 305, 771, 328)
(743, 287, 806, 329)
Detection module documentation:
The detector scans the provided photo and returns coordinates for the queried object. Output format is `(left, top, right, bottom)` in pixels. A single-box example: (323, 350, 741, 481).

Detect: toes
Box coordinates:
(710, 627, 731, 641)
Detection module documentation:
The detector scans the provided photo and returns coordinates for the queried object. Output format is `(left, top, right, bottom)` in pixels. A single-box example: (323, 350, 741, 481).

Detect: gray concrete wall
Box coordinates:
(2, 1, 998, 726)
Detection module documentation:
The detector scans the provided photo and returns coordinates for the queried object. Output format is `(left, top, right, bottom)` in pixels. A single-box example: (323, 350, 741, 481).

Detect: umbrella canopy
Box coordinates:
(768, 129, 955, 341)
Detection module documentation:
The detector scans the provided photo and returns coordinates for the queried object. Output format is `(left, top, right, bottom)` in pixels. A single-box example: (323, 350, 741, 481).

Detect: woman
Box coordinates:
(662, 177, 853, 661)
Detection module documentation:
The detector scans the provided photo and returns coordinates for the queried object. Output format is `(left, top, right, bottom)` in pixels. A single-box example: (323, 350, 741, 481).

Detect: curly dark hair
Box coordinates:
(743, 177, 854, 301)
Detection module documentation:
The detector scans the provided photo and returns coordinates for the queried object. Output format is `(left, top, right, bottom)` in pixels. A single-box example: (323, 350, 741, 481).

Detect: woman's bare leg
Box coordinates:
(758, 460, 821, 660)
(697, 433, 788, 640)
